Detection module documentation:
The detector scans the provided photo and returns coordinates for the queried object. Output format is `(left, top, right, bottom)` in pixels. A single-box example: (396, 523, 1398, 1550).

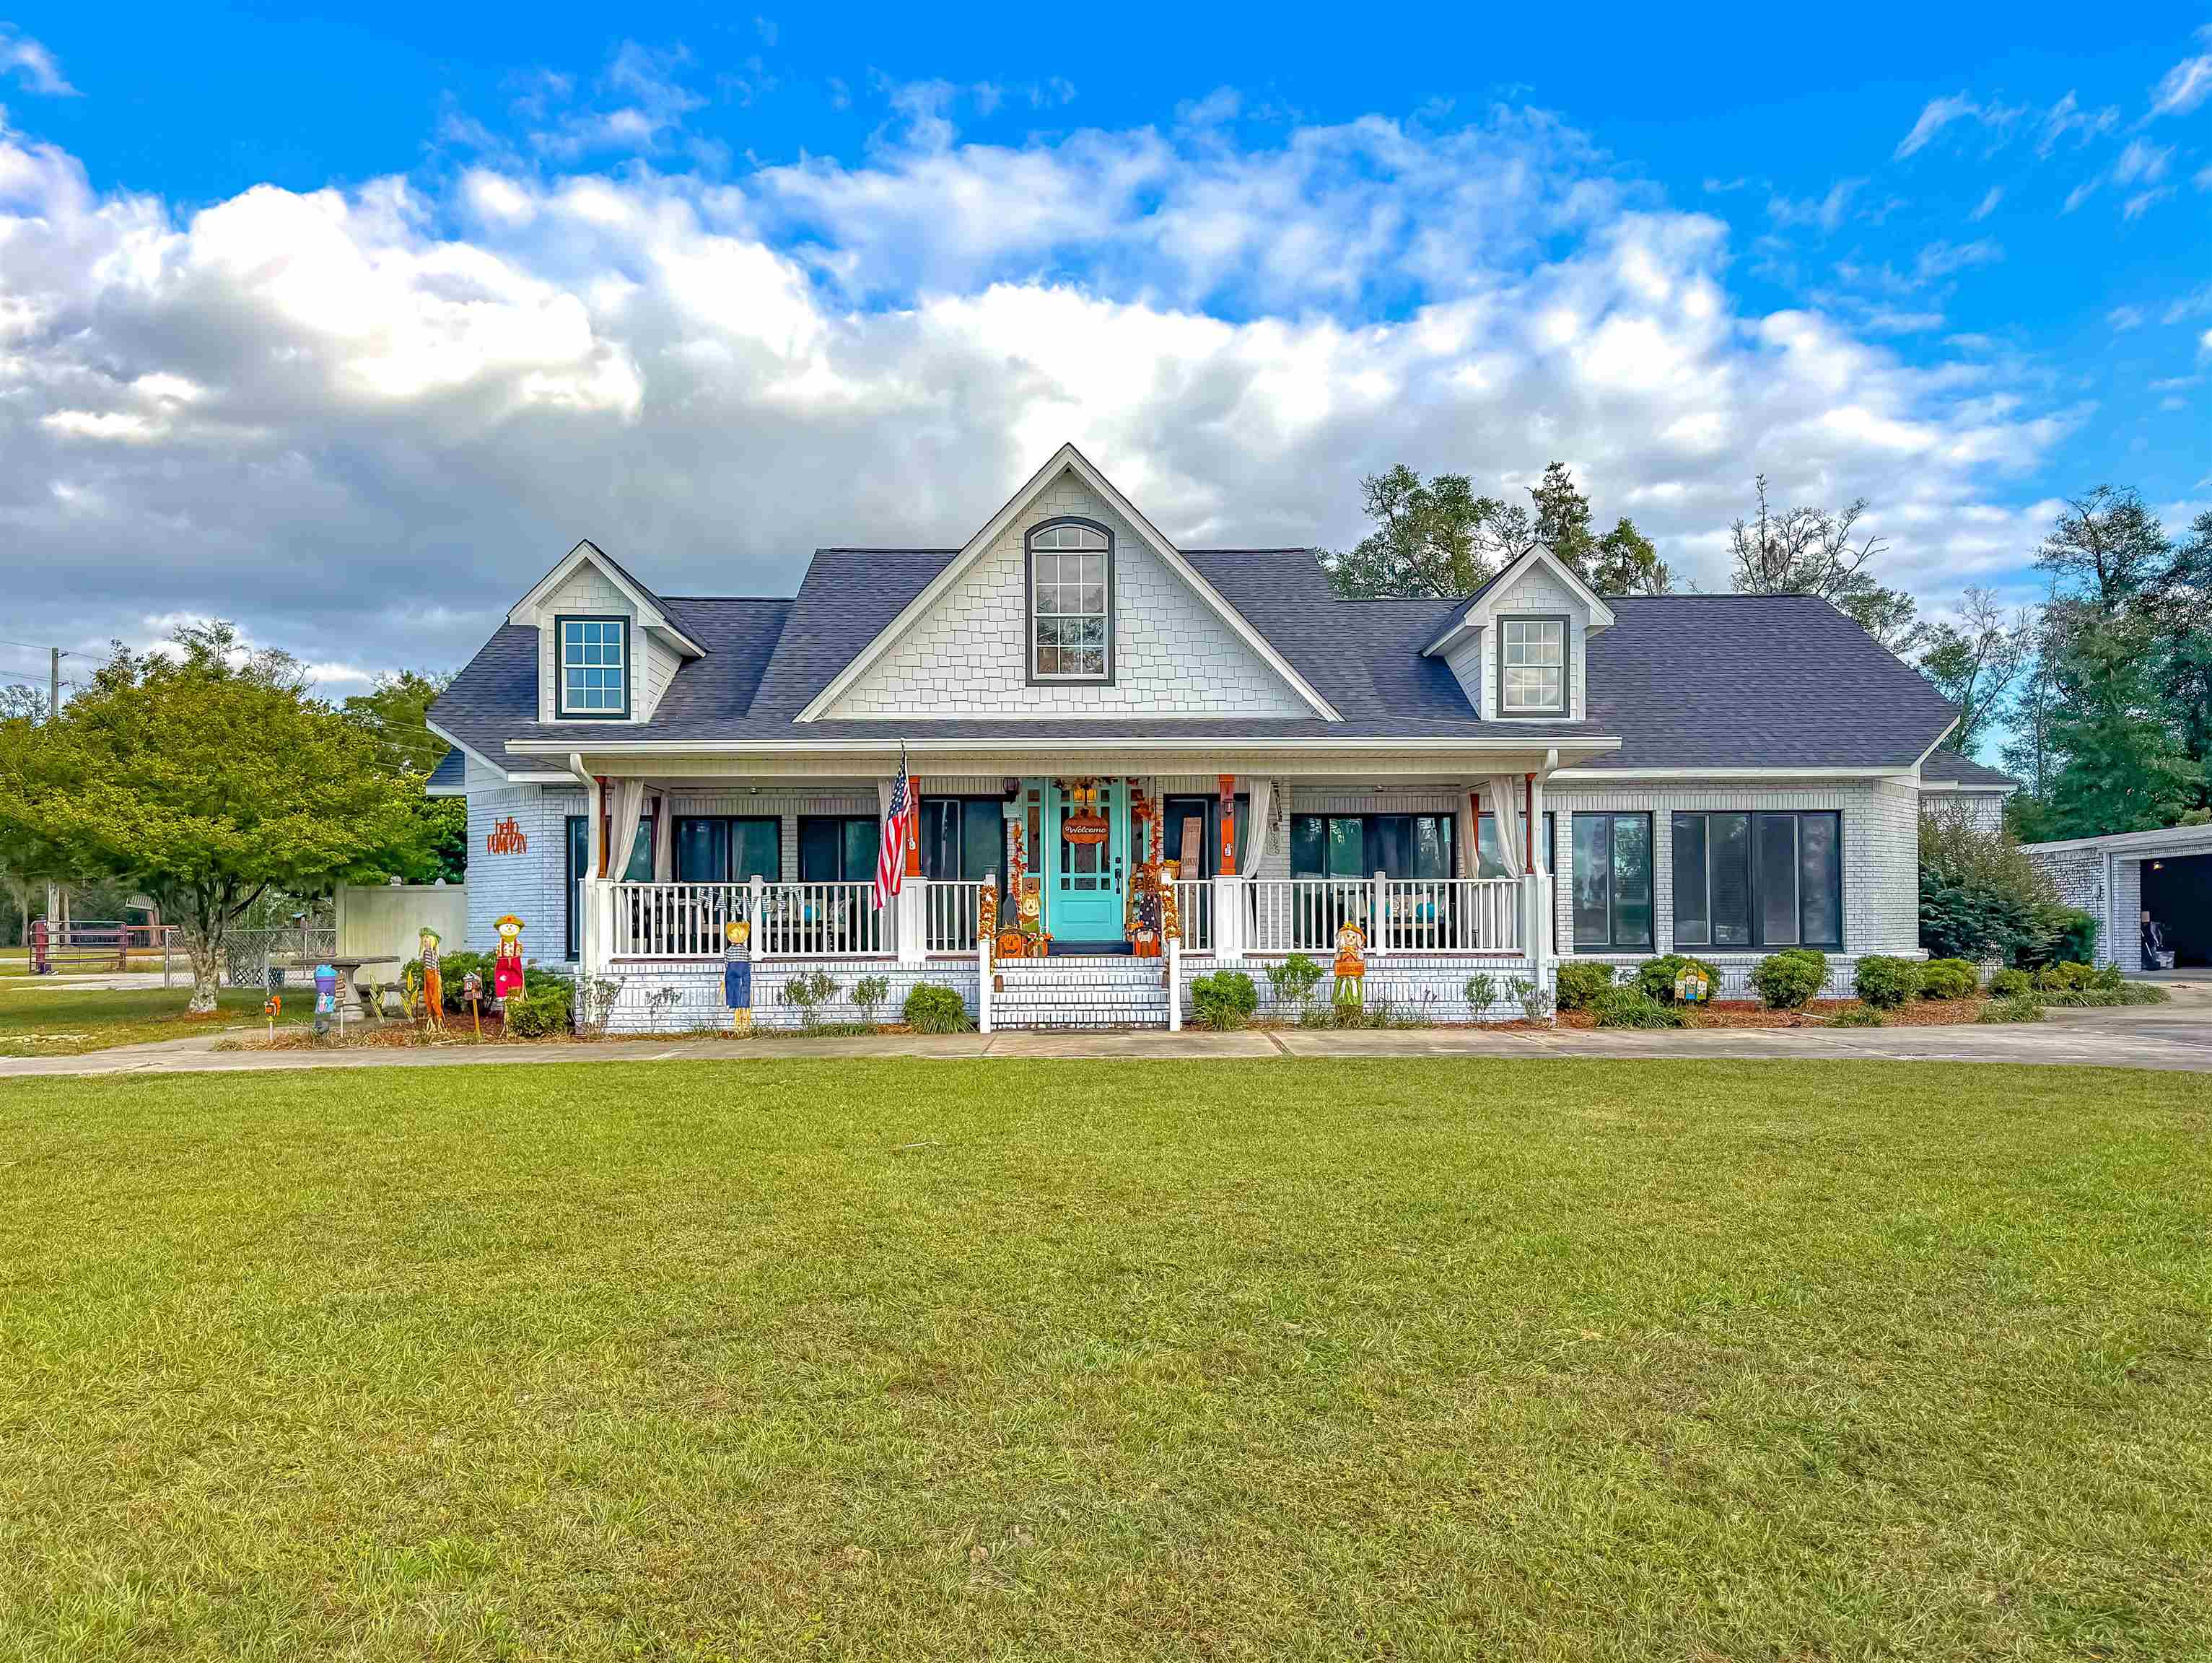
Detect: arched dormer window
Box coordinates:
(1026, 518, 1114, 684)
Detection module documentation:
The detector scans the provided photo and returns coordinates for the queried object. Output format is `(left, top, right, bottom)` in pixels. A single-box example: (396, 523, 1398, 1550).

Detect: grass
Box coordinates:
(1, 1058, 2207, 1659)
(0, 982, 289, 1056)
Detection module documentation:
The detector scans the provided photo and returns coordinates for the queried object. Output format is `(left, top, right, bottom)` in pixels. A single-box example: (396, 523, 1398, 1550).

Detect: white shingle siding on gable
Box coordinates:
(640, 632, 681, 722)
(826, 471, 1311, 718)
(535, 564, 639, 722)
(1483, 564, 1586, 720)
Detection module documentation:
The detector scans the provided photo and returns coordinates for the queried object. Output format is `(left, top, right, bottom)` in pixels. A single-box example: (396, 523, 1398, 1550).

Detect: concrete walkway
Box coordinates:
(6, 982, 2212, 1078)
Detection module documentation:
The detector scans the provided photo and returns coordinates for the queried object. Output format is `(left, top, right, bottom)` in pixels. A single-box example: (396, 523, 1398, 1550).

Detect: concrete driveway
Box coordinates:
(5, 981, 2211, 1078)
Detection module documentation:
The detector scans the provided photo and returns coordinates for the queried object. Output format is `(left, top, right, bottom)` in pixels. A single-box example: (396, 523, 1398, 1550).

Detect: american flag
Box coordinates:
(873, 748, 914, 910)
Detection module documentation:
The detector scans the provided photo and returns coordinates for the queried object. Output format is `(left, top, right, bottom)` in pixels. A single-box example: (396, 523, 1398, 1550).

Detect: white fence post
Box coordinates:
(1167, 935, 1182, 1033)
(748, 876, 764, 963)
(1372, 870, 1388, 956)
(1212, 873, 1244, 961)
(1523, 871, 1548, 983)
(977, 934, 993, 1034)
(896, 882, 927, 967)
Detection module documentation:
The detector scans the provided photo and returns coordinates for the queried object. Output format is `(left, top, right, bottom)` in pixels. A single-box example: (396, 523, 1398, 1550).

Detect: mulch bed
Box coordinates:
(1558, 998, 1990, 1030)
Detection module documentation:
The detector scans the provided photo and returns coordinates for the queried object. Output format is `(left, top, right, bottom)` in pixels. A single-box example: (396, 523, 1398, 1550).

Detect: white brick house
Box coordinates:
(427, 444, 1974, 1031)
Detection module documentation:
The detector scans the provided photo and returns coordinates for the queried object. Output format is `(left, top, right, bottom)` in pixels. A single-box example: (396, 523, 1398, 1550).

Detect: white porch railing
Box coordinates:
(756, 881, 891, 959)
(1171, 879, 1213, 952)
(1245, 875, 1524, 955)
(1375, 878, 1522, 953)
(608, 882, 747, 959)
(924, 879, 988, 953)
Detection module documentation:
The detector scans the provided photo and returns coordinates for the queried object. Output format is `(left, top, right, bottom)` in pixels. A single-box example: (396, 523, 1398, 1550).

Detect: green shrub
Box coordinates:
(1265, 953, 1325, 1014)
(1507, 977, 1551, 1023)
(1461, 973, 1500, 1016)
(1918, 957, 1977, 1000)
(503, 967, 575, 1038)
(1975, 995, 2045, 1023)
(2047, 908, 2099, 966)
(1918, 811, 2060, 963)
(1591, 986, 1683, 1029)
(902, 982, 971, 1033)
(852, 974, 892, 1025)
(777, 967, 840, 1031)
(1556, 961, 1616, 1011)
(2032, 960, 2099, 992)
(1750, 949, 1827, 1010)
(1632, 953, 1721, 1003)
(1190, 969, 1260, 1030)
(1854, 956, 1924, 1009)
(1989, 966, 2030, 998)
(402, 950, 497, 1012)
(1827, 1003, 1884, 1027)
(2033, 982, 2169, 1008)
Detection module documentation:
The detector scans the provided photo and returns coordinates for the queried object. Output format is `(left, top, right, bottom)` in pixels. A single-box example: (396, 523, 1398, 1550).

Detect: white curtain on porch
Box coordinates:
(1485, 775, 1525, 876)
(1239, 777, 1274, 878)
(608, 777, 647, 882)
(651, 790, 673, 881)
(1456, 790, 1479, 881)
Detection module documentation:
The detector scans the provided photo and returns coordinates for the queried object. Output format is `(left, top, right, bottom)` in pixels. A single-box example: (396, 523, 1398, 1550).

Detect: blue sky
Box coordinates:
(1, 4, 2207, 692)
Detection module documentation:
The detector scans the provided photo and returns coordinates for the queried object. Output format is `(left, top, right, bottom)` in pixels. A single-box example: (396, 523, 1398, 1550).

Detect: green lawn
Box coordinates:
(0, 982, 284, 1057)
(1, 1060, 2206, 1659)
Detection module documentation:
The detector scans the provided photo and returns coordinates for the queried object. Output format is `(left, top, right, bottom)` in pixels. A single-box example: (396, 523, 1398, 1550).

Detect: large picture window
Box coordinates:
(1160, 794, 1249, 878)
(1290, 813, 1455, 881)
(1498, 616, 1566, 715)
(799, 815, 880, 884)
(1027, 520, 1112, 682)
(673, 816, 780, 884)
(557, 616, 629, 718)
(919, 798, 1006, 891)
(1673, 811, 1840, 949)
(1571, 812, 1653, 950)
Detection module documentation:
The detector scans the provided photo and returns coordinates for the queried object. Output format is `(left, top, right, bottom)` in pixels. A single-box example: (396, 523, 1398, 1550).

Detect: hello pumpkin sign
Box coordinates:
(485, 816, 528, 855)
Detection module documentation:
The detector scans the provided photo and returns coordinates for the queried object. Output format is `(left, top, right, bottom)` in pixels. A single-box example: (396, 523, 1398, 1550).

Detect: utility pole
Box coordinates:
(43, 648, 62, 940)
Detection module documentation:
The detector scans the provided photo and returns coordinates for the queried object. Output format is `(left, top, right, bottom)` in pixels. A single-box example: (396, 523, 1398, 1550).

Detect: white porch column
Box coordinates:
(1522, 871, 1550, 985)
(977, 935, 993, 1034)
(1167, 935, 1182, 1032)
(1212, 872, 1246, 959)
(581, 878, 616, 977)
(748, 874, 765, 963)
(1372, 870, 1389, 957)
(896, 882, 927, 966)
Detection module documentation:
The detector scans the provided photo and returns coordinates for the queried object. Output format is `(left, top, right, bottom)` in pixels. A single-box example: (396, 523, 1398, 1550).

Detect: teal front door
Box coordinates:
(1046, 779, 1127, 944)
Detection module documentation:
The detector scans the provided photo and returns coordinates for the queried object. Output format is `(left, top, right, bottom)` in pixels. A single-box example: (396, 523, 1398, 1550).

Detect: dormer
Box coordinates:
(508, 540, 707, 724)
(1419, 548, 1614, 723)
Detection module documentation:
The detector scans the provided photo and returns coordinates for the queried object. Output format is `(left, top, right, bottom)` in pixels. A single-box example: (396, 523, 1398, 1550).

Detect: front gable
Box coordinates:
(1422, 547, 1613, 722)
(507, 540, 702, 725)
(805, 446, 1335, 723)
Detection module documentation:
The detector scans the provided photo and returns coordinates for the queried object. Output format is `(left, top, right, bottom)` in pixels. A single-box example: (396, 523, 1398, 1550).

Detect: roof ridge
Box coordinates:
(659, 594, 795, 603)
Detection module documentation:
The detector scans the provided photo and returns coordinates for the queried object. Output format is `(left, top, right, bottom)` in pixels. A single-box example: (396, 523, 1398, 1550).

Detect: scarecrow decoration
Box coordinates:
(461, 970, 484, 1036)
(1332, 922, 1368, 1009)
(1125, 792, 1163, 959)
(492, 915, 526, 1003)
(417, 926, 445, 1028)
(724, 918, 753, 1029)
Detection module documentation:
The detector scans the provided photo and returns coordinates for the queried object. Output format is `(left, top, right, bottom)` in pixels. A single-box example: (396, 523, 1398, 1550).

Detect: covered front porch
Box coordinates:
(539, 738, 1597, 1031)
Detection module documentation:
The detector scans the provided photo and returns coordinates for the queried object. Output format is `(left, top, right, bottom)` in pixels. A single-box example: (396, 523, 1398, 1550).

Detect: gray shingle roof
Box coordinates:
(427, 747, 465, 795)
(1920, 749, 2017, 787)
(428, 546, 1959, 772)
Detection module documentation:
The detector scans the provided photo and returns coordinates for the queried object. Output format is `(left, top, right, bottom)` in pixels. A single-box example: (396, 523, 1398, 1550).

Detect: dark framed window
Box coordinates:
(565, 815, 588, 961)
(1160, 794, 1249, 878)
(556, 615, 629, 718)
(1673, 811, 1841, 949)
(1498, 616, 1567, 716)
(1289, 813, 1455, 881)
(1571, 812, 1653, 950)
(1476, 811, 1557, 877)
(1025, 518, 1113, 683)
(799, 815, 879, 883)
(674, 816, 780, 884)
(919, 798, 1006, 888)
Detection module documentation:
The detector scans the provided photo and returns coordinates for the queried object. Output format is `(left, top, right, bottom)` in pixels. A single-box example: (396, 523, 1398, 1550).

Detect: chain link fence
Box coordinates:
(222, 925, 337, 990)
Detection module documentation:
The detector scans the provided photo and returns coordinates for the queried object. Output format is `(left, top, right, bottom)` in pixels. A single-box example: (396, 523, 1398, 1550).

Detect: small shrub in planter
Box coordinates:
(1989, 966, 2031, 998)
(1854, 956, 1924, 1009)
(903, 982, 971, 1033)
(1827, 1003, 1884, 1028)
(1632, 953, 1721, 1003)
(1190, 969, 1260, 1030)
(1976, 995, 2045, 1023)
(1507, 976, 1552, 1023)
(504, 967, 577, 1038)
(777, 967, 841, 1031)
(1592, 987, 1683, 1029)
(1556, 961, 1616, 1011)
(852, 974, 892, 1026)
(1462, 972, 1500, 1016)
(1918, 958, 1977, 1001)
(1265, 953, 1325, 1017)
(1750, 949, 1827, 1010)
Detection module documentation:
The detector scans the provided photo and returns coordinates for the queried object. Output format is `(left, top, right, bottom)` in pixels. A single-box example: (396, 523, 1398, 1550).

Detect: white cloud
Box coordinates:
(2109, 305, 2146, 331)
(2037, 91, 2117, 155)
(2149, 51, 2212, 118)
(1767, 178, 1863, 232)
(2123, 188, 2173, 220)
(1894, 93, 2019, 159)
(1915, 238, 2003, 281)
(0, 97, 2079, 680)
(0, 27, 74, 97)
(2113, 139, 2172, 185)
(1970, 185, 2003, 220)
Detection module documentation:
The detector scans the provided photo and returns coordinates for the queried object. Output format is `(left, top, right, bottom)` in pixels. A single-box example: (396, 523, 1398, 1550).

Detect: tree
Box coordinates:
(1916, 588, 2030, 759)
(1323, 466, 1503, 598)
(1589, 518, 1678, 596)
(0, 622, 427, 1011)
(2034, 486, 2167, 617)
(2044, 612, 2194, 835)
(1529, 461, 1597, 581)
(344, 670, 467, 885)
(1728, 475, 1925, 652)
(2150, 508, 2212, 816)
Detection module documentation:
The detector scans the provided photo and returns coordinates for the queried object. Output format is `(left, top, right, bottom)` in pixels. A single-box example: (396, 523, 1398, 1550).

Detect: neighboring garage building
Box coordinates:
(2024, 823, 2212, 972)
(1919, 751, 2017, 832)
